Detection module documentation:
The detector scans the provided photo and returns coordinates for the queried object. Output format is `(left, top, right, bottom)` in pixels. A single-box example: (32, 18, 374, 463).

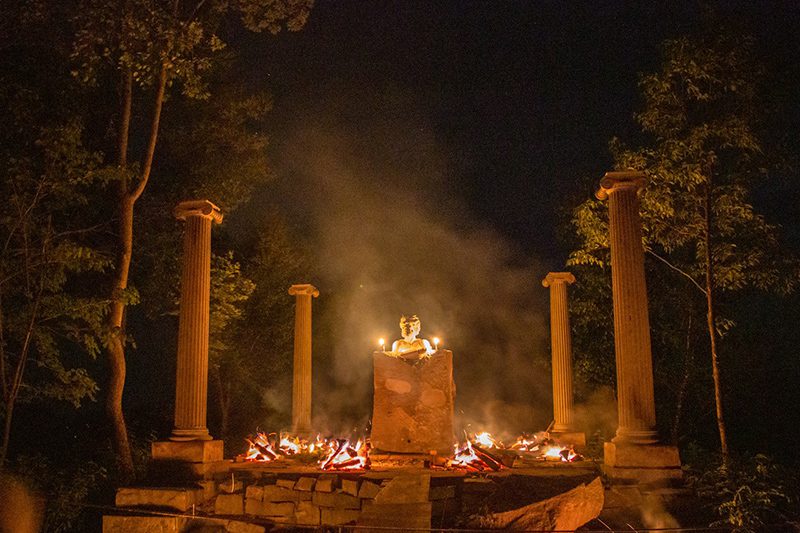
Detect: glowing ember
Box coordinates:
(319, 438, 370, 470)
(542, 445, 583, 462)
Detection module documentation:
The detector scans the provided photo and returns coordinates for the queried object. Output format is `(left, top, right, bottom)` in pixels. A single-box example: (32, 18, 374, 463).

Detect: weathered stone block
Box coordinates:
(315, 473, 338, 492)
(262, 485, 308, 502)
(341, 478, 359, 496)
(358, 502, 432, 530)
(295, 501, 321, 526)
(115, 487, 201, 512)
(246, 499, 295, 519)
(218, 478, 243, 494)
(259, 501, 295, 520)
(321, 508, 361, 525)
(224, 522, 266, 533)
(103, 515, 180, 532)
(214, 493, 244, 515)
(604, 442, 681, 468)
(294, 477, 316, 491)
(312, 490, 361, 509)
(374, 474, 430, 504)
(276, 478, 296, 489)
(245, 486, 263, 501)
(371, 350, 455, 455)
(357, 481, 382, 499)
(469, 476, 603, 531)
(151, 440, 224, 463)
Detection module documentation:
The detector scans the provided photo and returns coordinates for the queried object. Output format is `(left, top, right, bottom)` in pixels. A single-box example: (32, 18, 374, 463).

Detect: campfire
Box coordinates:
(319, 438, 370, 470)
(243, 428, 582, 471)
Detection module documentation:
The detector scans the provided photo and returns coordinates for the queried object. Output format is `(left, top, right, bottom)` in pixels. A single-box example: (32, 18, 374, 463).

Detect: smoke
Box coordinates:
(268, 85, 551, 435)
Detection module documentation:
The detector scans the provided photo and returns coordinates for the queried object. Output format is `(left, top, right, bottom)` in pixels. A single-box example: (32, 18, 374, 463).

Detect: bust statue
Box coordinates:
(391, 315, 435, 360)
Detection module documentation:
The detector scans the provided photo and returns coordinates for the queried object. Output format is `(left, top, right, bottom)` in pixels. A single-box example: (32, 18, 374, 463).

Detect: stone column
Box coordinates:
(288, 284, 319, 435)
(596, 171, 658, 445)
(542, 272, 578, 435)
(170, 200, 223, 441)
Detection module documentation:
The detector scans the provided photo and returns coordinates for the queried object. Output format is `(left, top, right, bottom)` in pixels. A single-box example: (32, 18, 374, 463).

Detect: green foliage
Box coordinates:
(71, 0, 313, 98)
(687, 452, 797, 532)
(0, 118, 109, 412)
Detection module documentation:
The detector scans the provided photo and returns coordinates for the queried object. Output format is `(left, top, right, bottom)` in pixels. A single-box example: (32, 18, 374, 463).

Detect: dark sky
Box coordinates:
(240, 1, 799, 268)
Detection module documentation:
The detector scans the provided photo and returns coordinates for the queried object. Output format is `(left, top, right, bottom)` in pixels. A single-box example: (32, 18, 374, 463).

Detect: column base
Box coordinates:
(169, 427, 213, 441)
(152, 439, 223, 463)
(550, 431, 586, 447)
(611, 427, 659, 445)
(604, 442, 682, 487)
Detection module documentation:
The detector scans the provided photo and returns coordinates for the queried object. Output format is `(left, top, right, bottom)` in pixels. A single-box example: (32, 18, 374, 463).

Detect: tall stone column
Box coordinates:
(597, 171, 681, 480)
(596, 171, 658, 445)
(170, 200, 223, 442)
(542, 272, 578, 435)
(289, 284, 319, 435)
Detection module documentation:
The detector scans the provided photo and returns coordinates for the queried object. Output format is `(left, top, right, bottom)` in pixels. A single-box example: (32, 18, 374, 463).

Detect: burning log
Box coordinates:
(471, 444, 503, 471)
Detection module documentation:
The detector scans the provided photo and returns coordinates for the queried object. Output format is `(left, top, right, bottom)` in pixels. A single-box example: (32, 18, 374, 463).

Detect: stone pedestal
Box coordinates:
(371, 350, 455, 455)
(170, 200, 222, 442)
(542, 272, 583, 445)
(288, 284, 319, 435)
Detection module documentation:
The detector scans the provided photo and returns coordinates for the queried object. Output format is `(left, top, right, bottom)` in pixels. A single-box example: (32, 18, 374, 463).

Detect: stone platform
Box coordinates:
(104, 456, 604, 532)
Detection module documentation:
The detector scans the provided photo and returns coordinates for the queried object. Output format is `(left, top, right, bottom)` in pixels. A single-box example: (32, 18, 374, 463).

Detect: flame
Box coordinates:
(472, 431, 498, 448)
(510, 435, 539, 452)
(319, 438, 369, 470)
(245, 432, 280, 462)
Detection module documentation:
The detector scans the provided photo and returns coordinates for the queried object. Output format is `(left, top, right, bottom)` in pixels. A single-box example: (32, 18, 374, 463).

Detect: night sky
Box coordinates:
(239, 1, 800, 267)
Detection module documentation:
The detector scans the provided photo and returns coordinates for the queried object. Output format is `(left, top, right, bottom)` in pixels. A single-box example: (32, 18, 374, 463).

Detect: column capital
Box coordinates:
(542, 272, 576, 288)
(289, 284, 319, 298)
(596, 171, 647, 200)
(175, 200, 223, 224)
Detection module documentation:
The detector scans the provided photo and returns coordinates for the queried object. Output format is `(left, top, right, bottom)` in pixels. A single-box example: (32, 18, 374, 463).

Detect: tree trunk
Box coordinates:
(704, 182, 730, 466)
(105, 195, 135, 480)
(104, 65, 168, 481)
(671, 312, 693, 445)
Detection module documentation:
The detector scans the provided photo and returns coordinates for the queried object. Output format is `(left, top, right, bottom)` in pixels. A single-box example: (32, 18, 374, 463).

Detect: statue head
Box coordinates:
(399, 314, 421, 340)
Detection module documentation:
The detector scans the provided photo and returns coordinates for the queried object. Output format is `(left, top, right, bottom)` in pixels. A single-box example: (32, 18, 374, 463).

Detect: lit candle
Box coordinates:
(379, 338, 385, 352)
(433, 337, 440, 351)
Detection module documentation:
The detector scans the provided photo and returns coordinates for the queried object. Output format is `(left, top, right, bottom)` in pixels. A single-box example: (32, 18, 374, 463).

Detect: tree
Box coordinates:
(569, 32, 799, 465)
(70, 0, 312, 478)
(0, 116, 109, 466)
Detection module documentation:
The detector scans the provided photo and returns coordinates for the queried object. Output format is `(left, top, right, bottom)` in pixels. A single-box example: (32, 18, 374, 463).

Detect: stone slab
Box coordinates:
(341, 478, 359, 496)
(321, 507, 361, 526)
(262, 485, 309, 502)
(214, 493, 244, 515)
(246, 500, 295, 519)
(294, 477, 316, 491)
(371, 350, 455, 455)
(115, 487, 202, 512)
(603, 442, 681, 468)
(103, 515, 181, 532)
(295, 501, 321, 526)
(315, 473, 337, 492)
(603, 466, 684, 486)
(312, 491, 361, 509)
(358, 502, 432, 530)
(276, 478, 296, 489)
(358, 481, 382, 499)
(151, 440, 224, 463)
(374, 474, 430, 504)
(429, 484, 456, 500)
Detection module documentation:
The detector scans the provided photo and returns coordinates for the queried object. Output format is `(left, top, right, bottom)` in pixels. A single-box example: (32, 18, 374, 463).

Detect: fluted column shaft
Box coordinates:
(543, 272, 576, 432)
(289, 284, 319, 435)
(171, 200, 222, 441)
(597, 172, 658, 444)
